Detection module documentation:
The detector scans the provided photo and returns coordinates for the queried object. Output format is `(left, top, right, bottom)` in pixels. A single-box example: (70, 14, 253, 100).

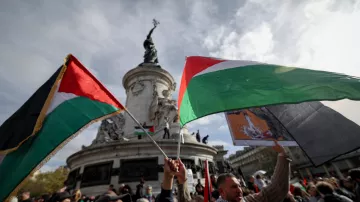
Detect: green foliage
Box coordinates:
(19, 166, 69, 197)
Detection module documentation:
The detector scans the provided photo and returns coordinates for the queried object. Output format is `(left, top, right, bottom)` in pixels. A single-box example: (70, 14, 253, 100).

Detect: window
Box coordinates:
(119, 158, 158, 182)
(81, 161, 113, 187)
(66, 168, 80, 189)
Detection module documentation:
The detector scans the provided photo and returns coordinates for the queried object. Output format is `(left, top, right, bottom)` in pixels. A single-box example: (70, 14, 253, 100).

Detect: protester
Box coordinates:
(246, 176, 259, 193)
(349, 168, 360, 202)
(20, 191, 32, 202)
(292, 187, 306, 202)
(135, 178, 145, 200)
(306, 182, 320, 202)
(215, 141, 290, 202)
(254, 175, 266, 191)
(316, 181, 353, 202)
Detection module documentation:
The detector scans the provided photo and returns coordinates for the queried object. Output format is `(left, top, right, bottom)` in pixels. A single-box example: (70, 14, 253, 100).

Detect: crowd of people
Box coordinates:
(9, 142, 360, 202)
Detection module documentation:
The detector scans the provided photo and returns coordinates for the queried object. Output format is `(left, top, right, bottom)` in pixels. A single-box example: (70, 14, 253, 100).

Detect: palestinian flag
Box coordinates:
(134, 126, 155, 136)
(178, 56, 360, 126)
(0, 54, 125, 202)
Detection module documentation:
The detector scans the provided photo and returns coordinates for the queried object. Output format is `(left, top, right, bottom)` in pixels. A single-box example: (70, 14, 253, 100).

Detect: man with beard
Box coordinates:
(216, 142, 290, 202)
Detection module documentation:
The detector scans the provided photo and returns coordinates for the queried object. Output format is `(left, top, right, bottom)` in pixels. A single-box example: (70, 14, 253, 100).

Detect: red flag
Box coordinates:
(204, 160, 212, 202)
(149, 126, 155, 133)
(303, 178, 307, 186)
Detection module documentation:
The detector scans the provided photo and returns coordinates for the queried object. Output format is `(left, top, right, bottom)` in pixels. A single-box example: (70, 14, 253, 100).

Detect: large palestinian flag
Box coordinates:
(0, 54, 125, 201)
(178, 56, 360, 126)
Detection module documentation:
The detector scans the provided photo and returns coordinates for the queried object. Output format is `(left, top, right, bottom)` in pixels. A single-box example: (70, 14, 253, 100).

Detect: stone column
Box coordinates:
(76, 166, 85, 190)
(122, 65, 175, 137)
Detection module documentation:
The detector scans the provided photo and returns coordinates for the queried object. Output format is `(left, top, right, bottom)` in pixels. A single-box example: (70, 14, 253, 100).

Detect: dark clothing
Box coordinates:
(356, 183, 360, 202)
(212, 190, 220, 200)
(163, 128, 170, 139)
(336, 188, 356, 200)
(319, 194, 353, 202)
(156, 188, 173, 202)
(294, 196, 306, 202)
(196, 133, 201, 142)
(20, 199, 33, 202)
(135, 183, 144, 200)
(247, 181, 257, 193)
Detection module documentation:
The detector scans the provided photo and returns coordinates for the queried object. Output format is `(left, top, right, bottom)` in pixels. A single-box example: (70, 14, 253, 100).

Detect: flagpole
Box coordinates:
(123, 108, 168, 159)
(176, 128, 182, 159)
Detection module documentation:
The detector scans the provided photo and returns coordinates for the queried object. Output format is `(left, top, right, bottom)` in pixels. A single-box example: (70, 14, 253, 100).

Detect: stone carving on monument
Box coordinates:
(131, 79, 145, 96)
(148, 78, 179, 129)
(92, 113, 126, 145)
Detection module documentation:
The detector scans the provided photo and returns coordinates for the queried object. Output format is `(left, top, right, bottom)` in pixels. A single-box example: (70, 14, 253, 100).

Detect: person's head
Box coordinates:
(316, 182, 334, 196)
(342, 176, 355, 189)
(109, 184, 114, 189)
(349, 168, 360, 183)
(21, 191, 30, 200)
(306, 183, 317, 197)
(255, 175, 261, 180)
(217, 173, 242, 202)
(197, 179, 201, 184)
(325, 177, 338, 188)
(210, 175, 217, 183)
(140, 177, 145, 184)
(293, 187, 303, 197)
(146, 186, 152, 195)
(249, 176, 254, 183)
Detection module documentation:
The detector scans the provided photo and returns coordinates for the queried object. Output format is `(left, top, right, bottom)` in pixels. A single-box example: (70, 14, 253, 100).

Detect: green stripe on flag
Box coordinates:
(179, 64, 360, 126)
(0, 96, 119, 201)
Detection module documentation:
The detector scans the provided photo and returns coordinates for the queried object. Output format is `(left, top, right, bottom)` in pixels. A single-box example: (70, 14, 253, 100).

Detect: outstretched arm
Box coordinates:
(244, 142, 291, 202)
(147, 26, 157, 39)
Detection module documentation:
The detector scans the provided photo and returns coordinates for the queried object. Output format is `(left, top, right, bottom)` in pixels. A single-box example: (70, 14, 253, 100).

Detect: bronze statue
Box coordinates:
(143, 19, 160, 64)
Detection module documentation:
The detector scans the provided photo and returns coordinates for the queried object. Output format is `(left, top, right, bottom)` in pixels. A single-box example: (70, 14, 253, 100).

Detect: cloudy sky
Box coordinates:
(1, 0, 360, 172)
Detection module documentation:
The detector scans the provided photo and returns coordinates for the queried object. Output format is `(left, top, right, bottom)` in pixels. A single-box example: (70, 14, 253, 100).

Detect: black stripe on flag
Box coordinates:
(0, 67, 62, 153)
(266, 101, 360, 166)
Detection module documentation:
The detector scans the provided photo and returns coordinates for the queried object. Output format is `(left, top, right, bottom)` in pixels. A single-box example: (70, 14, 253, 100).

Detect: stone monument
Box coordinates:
(66, 20, 218, 196)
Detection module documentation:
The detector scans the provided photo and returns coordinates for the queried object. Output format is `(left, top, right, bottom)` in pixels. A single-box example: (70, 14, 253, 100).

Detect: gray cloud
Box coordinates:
(1, 0, 360, 171)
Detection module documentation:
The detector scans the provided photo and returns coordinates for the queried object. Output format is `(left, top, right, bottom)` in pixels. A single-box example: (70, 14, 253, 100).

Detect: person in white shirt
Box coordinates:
(163, 117, 170, 139)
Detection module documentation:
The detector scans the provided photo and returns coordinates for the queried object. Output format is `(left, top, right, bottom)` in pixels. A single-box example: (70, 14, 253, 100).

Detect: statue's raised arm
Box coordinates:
(143, 19, 160, 64)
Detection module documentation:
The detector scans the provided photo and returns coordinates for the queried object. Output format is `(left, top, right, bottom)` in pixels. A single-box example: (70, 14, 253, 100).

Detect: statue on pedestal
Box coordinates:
(143, 19, 160, 64)
(92, 114, 126, 145)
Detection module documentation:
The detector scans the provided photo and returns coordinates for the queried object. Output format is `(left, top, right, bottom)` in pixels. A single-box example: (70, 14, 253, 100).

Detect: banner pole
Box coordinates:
(177, 128, 183, 159)
(124, 108, 168, 159)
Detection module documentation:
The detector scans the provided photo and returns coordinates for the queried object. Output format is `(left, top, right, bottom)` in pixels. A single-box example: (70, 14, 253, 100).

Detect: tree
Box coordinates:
(19, 166, 69, 197)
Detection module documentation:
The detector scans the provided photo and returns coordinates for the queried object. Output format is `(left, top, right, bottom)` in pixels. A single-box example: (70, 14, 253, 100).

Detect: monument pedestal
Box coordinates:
(66, 64, 218, 196)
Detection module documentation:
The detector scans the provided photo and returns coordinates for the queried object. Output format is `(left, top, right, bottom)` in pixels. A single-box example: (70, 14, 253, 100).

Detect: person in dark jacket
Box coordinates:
(135, 178, 145, 200)
(350, 168, 360, 202)
(316, 181, 353, 202)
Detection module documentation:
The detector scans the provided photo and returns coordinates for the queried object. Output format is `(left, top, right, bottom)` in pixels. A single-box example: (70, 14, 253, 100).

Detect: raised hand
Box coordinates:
(164, 158, 179, 176)
(272, 140, 286, 155)
(175, 158, 187, 184)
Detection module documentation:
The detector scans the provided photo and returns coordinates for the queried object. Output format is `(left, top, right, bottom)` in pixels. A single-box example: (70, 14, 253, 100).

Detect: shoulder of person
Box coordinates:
(338, 195, 353, 202)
